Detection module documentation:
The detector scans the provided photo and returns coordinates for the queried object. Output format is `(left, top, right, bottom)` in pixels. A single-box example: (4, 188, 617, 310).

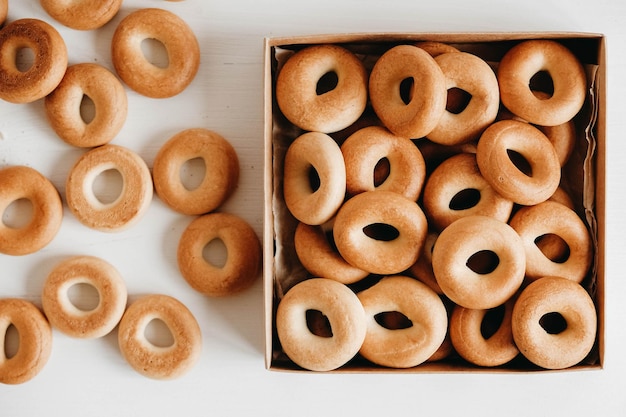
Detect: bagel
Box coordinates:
(498, 39, 587, 126)
(0, 165, 63, 255)
(341, 125, 426, 201)
(357, 276, 448, 368)
(476, 119, 561, 206)
(42, 255, 127, 339)
(512, 276, 597, 369)
(40, 0, 123, 30)
(432, 215, 525, 310)
(117, 294, 202, 379)
(369, 44, 447, 139)
(111, 8, 200, 98)
(153, 128, 239, 215)
(0, 298, 53, 384)
(276, 44, 368, 133)
(333, 190, 428, 275)
(276, 278, 366, 371)
(45, 63, 127, 148)
(283, 131, 346, 225)
(0, 18, 67, 103)
(65, 145, 153, 232)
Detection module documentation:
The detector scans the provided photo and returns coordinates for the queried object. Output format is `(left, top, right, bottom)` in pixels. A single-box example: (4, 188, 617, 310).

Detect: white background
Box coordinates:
(1, 0, 625, 415)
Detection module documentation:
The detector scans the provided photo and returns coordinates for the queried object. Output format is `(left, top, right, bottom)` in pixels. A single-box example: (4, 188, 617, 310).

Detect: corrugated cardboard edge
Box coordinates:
(263, 32, 606, 373)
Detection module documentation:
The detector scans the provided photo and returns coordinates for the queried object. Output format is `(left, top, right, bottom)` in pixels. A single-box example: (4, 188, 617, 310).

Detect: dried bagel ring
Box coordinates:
(275, 44, 368, 133)
(117, 294, 202, 379)
(0, 166, 63, 255)
(357, 276, 448, 368)
(0, 18, 67, 103)
(0, 298, 53, 385)
(369, 44, 447, 139)
(42, 256, 127, 339)
(276, 278, 366, 371)
(512, 276, 596, 369)
(45, 63, 127, 148)
(498, 39, 586, 126)
(111, 8, 200, 98)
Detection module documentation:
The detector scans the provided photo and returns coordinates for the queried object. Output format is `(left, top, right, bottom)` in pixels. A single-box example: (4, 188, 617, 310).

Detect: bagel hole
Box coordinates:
(3, 324, 19, 359)
(529, 71, 555, 97)
(202, 238, 228, 268)
(480, 304, 506, 340)
(539, 312, 567, 335)
(446, 87, 472, 114)
(507, 149, 533, 177)
(535, 233, 571, 263)
(180, 157, 206, 191)
(363, 223, 399, 241)
(399, 77, 414, 105)
(307, 165, 321, 193)
(373, 157, 390, 187)
(316, 71, 338, 95)
(140, 38, 169, 69)
(466, 250, 500, 274)
(92, 168, 124, 205)
(374, 311, 413, 330)
(2, 198, 34, 229)
(15, 47, 35, 72)
(306, 309, 333, 338)
(67, 282, 100, 312)
(449, 188, 481, 211)
(80, 95, 96, 125)
(144, 318, 175, 348)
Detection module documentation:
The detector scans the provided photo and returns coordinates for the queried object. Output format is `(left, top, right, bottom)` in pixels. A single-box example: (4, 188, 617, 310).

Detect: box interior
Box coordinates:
(263, 32, 606, 372)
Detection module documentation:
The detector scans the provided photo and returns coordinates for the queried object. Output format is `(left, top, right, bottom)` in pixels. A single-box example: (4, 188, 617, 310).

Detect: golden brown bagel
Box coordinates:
(0, 18, 67, 103)
(40, 0, 123, 30)
(45, 63, 127, 148)
(111, 8, 200, 98)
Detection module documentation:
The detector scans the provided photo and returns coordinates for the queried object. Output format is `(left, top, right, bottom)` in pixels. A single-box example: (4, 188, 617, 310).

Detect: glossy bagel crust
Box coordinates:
(40, 0, 123, 30)
(334, 190, 428, 275)
(42, 255, 127, 339)
(276, 278, 366, 371)
(45, 63, 128, 148)
(498, 39, 587, 126)
(283, 131, 346, 225)
(512, 276, 597, 369)
(294, 221, 368, 285)
(0, 165, 63, 255)
(177, 212, 262, 297)
(341, 125, 426, 201)
(357, 276, 448, 368)
(449, 297, 519, 367)
(369, 44, 447, 139)
(432, 215, 526, 310)
(65, 145, 153, 232)
(276, 44, 368, 133)
(509, 200, 592, 283)
(153, 128, 239, 215)
(476, 119, 561, 206)
(422, 152, 514, 231)
(0, 18, 68, 103)
(117, 294, 202, 379)
(427, 52, 500, 145)
(0, 298, 53, 385)
(111, 8, 200, 98)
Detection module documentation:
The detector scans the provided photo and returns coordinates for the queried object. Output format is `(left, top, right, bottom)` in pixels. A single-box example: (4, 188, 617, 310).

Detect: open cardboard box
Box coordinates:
(263, 32, 606, 372)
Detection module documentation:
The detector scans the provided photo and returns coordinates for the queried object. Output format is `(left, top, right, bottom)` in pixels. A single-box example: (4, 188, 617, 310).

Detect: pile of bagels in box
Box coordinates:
(0, 1, 262, 384)
(268, 36, 602, 372)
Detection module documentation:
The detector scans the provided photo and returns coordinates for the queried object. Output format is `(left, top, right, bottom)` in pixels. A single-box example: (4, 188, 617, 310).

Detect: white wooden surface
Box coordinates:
(1, 0, 625, 415)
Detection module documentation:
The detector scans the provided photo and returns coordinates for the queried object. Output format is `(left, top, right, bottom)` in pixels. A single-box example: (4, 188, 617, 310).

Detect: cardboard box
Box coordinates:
(263, 33, 605, 372)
